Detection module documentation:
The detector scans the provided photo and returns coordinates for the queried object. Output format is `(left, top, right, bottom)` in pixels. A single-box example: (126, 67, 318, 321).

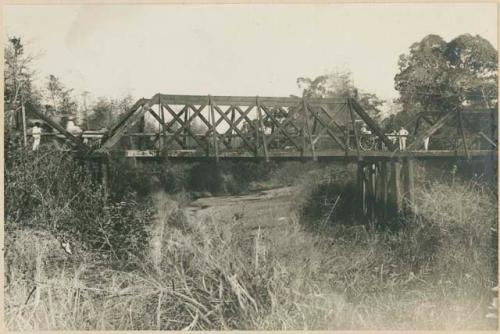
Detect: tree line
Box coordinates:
(4, 37, 134, 133)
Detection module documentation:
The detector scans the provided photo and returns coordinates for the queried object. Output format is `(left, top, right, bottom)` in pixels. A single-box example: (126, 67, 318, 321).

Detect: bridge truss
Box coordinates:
(83, 93, 496, 162)
(27, 93, 497, 221)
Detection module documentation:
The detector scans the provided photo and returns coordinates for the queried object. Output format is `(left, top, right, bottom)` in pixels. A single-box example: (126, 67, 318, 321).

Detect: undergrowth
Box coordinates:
(4, 142, 498, 330)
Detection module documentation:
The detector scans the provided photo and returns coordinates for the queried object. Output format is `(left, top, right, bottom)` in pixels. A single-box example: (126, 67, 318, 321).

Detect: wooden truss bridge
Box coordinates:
(30, 93, 497, 220)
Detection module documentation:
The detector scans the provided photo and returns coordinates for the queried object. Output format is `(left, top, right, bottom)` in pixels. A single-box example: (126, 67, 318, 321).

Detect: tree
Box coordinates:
(394, 34, 497, 113)
(45, 75, 78, 116)
(445, 34, 498, 109)
(4, 36, 42, 128)
(87, 97, 114, 129)
(297, 70, 385, 122)
(297, 70, 354, 100)
(392, 34, 497, 149)
(86, 95, 134, 130)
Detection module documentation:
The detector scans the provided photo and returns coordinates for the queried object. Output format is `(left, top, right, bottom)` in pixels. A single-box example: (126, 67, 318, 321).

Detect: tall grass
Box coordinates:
(4, 151, 498, 330)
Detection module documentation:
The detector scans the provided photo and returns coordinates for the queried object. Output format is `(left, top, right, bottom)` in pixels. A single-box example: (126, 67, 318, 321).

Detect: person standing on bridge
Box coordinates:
(360, 124, 372, 135)
(398, 126, 409, 150)
(423, 136, 430, 151)
(388, 129, 398, 147)
(31, 121, 42, 151)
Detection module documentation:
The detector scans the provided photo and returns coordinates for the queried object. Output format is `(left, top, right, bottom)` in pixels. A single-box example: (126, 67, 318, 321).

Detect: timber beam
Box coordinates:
(97, 94, 160, 152)
(29, 108, 90, 151)
(349, 98, 397, 151)
(399, 109, 457, 154)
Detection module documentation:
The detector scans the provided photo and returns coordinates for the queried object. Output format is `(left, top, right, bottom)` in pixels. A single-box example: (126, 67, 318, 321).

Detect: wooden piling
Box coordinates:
(380, 161, 389, 220)
(402, 157, 415, 215)
(391, 160, 402, 214)
(369, 163, 376, 223)
(357, 162, 366, 215)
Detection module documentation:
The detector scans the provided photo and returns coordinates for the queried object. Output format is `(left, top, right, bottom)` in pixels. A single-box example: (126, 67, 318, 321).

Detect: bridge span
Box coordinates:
(29, 93, 497, 221)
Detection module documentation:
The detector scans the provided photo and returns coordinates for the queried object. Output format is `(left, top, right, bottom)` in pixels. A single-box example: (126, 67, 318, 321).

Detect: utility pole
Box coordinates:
(21, 95, 27, 147)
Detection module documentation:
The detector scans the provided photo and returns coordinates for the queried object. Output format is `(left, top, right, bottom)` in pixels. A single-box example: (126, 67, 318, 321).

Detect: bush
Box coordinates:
(186, 161, 276, 195)
(4, 144, 152, 260)
(158, 161, 190, 193)
(108, 154, 159, 199)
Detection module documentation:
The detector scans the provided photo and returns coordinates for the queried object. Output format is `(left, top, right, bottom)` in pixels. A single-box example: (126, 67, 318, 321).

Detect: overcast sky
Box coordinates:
(4, 4, 498, 107)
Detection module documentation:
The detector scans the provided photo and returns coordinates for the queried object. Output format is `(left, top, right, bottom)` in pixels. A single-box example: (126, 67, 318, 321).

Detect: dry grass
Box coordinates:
(4, 169, 498, 330)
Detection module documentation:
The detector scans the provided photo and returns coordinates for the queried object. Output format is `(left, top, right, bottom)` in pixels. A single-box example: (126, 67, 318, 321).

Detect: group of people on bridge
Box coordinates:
(29, 118, 85, 151)
(361, 124, 430, 151)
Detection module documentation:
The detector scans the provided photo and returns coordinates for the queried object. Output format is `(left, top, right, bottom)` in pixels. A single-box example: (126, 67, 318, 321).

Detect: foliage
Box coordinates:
(86, 95, 134, 130)
(187, 161, 276, 195)
(4, 173, 497, 330)
(106, 157, 278, 197)
(45, 74, 78, 116)
(297, 70, 385, 121)
(106, 154, 160, 200)
(385, 34, 498, 147)
(4, 140, 152, 260)
(394, 34, 497, 114)
(4, 36, 43, 128)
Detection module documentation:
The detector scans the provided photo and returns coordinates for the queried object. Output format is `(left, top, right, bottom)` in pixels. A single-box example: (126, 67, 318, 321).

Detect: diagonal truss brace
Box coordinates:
(98, 94, 160, 152)
(396, 109, 457, 155)
(348, 98, 396, 151)
(29, 108, 90, 152)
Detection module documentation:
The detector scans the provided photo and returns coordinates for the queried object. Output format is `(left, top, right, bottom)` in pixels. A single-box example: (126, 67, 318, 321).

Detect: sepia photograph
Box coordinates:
(2, 2, 499, 330)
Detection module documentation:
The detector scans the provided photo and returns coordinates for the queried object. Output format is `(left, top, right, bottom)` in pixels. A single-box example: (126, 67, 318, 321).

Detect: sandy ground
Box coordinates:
(184, 186, 298, 234)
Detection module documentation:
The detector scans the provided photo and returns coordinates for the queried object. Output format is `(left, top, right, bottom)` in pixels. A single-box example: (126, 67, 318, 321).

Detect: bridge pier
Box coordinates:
(402, 158, 415, 216)
(356, 162, 366, 215)
(356, 158, 415, 223)
(380, 161, 389, 220)
(390, 160, 402, 216)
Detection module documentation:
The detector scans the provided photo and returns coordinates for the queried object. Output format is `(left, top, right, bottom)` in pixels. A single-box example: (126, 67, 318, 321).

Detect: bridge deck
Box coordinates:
(117, 149, 496, 161)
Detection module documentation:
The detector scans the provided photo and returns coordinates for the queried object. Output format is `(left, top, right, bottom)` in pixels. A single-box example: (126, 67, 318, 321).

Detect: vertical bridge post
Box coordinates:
(390, 160, 402, 216)
(402, 157, 415, 216)
(208, 95, 219, 162)
(356, 162, 366, 216)
(380, 161, 389, 220)
(256, 96, 269, 162)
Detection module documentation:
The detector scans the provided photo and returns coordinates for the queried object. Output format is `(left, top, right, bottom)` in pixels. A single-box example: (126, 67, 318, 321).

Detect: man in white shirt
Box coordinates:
(398, 127, 409, 150)
(423, 136, 430, 151)
(388, 130, 397, 145)
(66, 119, 83, 135)
(360, 124, 371, 135)
(31, 122, 42, 150)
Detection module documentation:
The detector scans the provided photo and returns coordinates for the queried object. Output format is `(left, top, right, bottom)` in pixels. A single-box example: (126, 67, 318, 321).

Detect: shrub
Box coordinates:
(4, 144, 152, 260)
(186, 161, 276, 195)
(158, 161, 190, 193)
(108, 154, 159, 199)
